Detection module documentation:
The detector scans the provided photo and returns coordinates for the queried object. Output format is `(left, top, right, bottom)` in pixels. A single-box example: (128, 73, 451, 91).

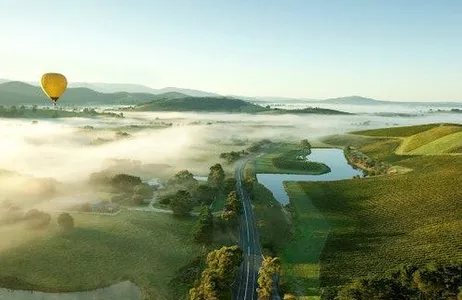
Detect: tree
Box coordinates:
(169, 169, 198, 188)
(300, 139, 311, 149)
(223, 177, 237, 195)
(132, 194, 145, 206)
(192, 184, 217, 205)
(226, 191, 241, 214)
(170, 190, 194, 216)
(134, 183, 154, 199)
(57, 213, 74, 231)
(189, 245, 243, 300)
(208, 164, 225, 188)
(257, 256, 281, 300)
(220, 191, 241, 227)
(111, 173, 142, 192)
(23, 209, 51, 229)
(174, 169, 195, 182)
(192, 205, 214, 244)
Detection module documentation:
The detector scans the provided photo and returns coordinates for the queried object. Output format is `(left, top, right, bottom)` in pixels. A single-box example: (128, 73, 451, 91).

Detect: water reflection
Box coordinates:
(256, 148, 363, 205)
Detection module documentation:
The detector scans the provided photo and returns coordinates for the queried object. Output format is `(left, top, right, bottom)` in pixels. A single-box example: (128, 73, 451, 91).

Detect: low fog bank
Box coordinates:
(0, 110, 460, 254)
(1, 111, 460, 183)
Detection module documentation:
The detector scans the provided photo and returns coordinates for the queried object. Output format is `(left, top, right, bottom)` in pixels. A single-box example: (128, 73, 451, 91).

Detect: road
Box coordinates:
(233, 157, 263, 300)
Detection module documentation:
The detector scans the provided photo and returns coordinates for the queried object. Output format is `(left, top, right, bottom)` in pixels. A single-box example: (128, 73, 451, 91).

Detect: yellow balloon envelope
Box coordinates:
(40, 73, 68, 105)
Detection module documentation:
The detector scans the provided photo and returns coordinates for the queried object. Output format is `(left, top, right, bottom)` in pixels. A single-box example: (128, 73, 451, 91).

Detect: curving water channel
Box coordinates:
(256, 148, 363, 205)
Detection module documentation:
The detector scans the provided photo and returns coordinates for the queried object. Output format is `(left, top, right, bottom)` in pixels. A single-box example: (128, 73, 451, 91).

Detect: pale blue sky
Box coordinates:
(0, 0, 461, 101)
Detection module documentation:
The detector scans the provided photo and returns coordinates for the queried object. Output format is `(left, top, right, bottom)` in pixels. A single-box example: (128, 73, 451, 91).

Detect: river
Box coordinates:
(256, 148, 362, 205)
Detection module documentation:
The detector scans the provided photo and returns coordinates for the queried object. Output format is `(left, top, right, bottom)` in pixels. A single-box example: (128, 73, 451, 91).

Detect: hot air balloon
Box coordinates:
(40, 73, 68, 105)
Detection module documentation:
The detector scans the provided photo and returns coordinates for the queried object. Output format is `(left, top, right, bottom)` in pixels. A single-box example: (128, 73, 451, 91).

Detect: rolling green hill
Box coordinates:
(134, 97, 352, 114)
(397, 124, 462, 154)
(352, 123, 444, 137)
(407, 131, 462, 155)
(268, 107, 353, 115)
(134, 96, 267, 112)
(351, 123, 462, 155)
(0, 81, 172, 106)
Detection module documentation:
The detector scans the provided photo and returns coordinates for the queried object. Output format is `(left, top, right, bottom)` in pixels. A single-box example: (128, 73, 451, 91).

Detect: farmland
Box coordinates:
(280, 123, 462, 298)
(351, 123, 444, 137)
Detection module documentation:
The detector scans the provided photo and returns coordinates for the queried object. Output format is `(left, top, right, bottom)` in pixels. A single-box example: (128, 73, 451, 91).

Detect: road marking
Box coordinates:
(244, 260, 250, 300)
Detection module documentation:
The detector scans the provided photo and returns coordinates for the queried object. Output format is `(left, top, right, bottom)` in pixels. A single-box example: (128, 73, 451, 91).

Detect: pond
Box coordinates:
(256, 148, 363, 205)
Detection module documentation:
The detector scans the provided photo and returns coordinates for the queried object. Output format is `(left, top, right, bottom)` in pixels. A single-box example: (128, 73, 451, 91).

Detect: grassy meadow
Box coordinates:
(254, 143, 331, 175)
(279, 123, 462, 299)
(0, 210, 236, 299)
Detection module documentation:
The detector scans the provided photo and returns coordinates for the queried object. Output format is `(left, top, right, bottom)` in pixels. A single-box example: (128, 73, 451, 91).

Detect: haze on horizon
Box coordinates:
(1, 0, 461, 102)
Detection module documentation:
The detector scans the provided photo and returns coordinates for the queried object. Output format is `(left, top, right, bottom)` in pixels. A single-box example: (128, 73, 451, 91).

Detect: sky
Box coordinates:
(0, 0, 461, 101)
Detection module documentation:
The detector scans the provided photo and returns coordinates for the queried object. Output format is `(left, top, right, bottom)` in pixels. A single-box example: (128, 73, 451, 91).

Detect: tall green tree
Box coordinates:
(223, 177, 237, 195)
(57, 212, 74, 231)
(192, 205, 214, 244)
(208, 164, 225, 188)
(221, 191, 242, 224)
(170, 190, 194, 216)
(257, 256, 281, 300)
(192, 184, 217, 205)
(300, 139, 311, 149)
(189, 245, 243, 300)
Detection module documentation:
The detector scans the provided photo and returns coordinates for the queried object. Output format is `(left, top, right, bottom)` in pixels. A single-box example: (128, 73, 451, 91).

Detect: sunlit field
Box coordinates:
(281, 125, 462, 298)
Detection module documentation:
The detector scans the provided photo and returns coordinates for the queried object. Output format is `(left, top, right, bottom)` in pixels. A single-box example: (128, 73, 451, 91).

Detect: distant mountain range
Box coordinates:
(0, 81, 158, 106)
(20, 80, 221, 98)
(0, 79, 460, 108)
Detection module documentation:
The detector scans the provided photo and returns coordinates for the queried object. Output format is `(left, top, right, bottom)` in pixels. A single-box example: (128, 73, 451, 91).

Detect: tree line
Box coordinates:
(89, 172, 154, 206)
(0, 201, 74, 232)
(323, 262, 462, 300)
(345, 146, 390, 176)
(0, 105, 123, 118)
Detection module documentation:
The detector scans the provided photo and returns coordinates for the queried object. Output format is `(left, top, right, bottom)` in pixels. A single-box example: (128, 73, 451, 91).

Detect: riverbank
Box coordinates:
(254, 143, 331, 175)
(255, 148, 362, 206)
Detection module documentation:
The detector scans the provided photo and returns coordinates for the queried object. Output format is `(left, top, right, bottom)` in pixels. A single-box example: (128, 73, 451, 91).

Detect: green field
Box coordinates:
(406, 131, 462, 155)
(254, 144, 331, 175)
(281, 182, 330, 299)
(297, 156, 462, 286)
(0, 210, 235, 299)
(280, 124, 462, 298)
(351, 123, 443, 137)
(397, 124, 462, 153)
(331, 123, 462, 156)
